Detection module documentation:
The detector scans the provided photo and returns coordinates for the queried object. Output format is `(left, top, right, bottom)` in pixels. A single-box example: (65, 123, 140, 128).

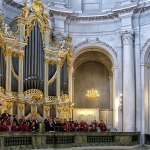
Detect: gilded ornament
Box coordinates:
(48, 71, 57, 86)
(21, 1, 30, 18)
(48, 96, 56, 101)
(11, 66, 19, 81)
(43, 13, 49, 25)
(45, 104, 51, 112)
(63, 107, 68, 113)
(32, 0, 43, 17)
(0, 86, 5, 94)
(24, 89, 43, 100)
(6, 100, 13, 109)
(58, 104, 62, 113)
(19, 53, 24, 59)
(31, 111, 37, 116)
(44, 59, 49, 64)
(12, 92, 18, 98)
(19, 102, 24, 110)
(5, 49, 12, 56)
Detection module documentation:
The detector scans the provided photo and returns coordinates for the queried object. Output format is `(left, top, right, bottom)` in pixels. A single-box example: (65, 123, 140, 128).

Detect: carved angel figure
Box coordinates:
(60, 40, 66, 50)
(43, 2, 51, 14)
(21, 0, 31, 18)
(4, 24, 10, 36)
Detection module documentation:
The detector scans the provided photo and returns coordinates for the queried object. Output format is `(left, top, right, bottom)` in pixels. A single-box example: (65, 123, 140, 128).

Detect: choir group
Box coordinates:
(0, 110, 107, 132)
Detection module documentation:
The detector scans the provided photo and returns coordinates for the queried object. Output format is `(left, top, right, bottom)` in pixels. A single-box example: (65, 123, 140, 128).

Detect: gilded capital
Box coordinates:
(45, 104, 51, 112)
(19, 101, 24, 110)
(44, 59, 49, 64)
(19, 53, 24, 59)
(5, 49, 13, 56)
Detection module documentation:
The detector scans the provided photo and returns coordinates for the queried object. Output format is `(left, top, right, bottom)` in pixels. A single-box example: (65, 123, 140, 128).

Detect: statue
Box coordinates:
(21, 0, 31, 18)
(43, 2, 51, 14)
(4, 24, 10, 36)
(43, 2, 51, 25)
(60, 40, 66, 50)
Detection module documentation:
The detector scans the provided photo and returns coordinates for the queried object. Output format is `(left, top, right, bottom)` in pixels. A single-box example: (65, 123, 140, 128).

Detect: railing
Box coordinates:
(145, 134, 150, 145)
(0, 132, 140, 149)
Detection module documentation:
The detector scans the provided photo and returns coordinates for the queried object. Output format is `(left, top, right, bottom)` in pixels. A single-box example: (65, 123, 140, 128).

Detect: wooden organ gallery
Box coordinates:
(0, 0, 74, 121)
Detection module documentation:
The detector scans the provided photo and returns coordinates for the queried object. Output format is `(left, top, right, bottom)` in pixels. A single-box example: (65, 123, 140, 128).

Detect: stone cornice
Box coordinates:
(3, 0, 22, 13)
(3, 0, 150, 23)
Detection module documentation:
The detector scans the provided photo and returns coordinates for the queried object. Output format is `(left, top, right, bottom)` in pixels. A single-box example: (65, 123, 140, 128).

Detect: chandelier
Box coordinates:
(86, 88, 99, 100)
(86, 49, 100, 100)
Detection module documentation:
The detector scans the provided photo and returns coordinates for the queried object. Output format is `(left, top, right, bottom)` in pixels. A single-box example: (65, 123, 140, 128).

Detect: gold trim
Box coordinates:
(32, 0, 43, 17)
(48, 71, 57, 86)
(11, 65, 19, 81)
(19, 101, 24, 110)
(0, 86, 5, 94)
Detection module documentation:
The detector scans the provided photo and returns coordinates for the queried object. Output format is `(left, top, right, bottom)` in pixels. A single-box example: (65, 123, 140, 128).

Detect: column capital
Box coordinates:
(120, 30, 134, 45)
(19, 53, 24, 59)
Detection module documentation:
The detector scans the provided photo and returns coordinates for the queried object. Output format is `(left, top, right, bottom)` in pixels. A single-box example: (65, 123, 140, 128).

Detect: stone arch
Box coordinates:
(72, 38, 119, 130)
(73, 38, 118, 68)
(141, 38, 150, 64)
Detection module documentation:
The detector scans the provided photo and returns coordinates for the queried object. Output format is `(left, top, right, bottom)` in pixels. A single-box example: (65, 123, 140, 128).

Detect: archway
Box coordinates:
(72, 40, 119, 130)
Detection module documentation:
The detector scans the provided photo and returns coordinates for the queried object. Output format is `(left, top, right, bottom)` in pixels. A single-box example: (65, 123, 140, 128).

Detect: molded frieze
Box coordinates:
(73, 38, 117, 57)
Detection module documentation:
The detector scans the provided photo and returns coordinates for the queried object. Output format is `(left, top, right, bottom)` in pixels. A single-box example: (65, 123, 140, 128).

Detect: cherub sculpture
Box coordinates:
(4, 23, 10, 36)
(60, 40, 66, 50)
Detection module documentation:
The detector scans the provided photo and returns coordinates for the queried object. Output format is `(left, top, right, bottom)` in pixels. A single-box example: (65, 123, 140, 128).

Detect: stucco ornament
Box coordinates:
(32, 0, 43, 16)
(74, 38, 117, 57)
(21, 0, 31, 18)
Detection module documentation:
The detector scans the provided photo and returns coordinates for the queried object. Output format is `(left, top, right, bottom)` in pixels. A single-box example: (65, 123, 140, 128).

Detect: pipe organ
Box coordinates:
(0, 0, 74, 121)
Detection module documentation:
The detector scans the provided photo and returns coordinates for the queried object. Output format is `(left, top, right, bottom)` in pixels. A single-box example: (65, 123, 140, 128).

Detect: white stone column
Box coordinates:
(67, 59, 73, 102)
(6, 50, 12, 91)
(108, 75, 113, 110)
(121, 31, 135, 132)
(56, 64, 61, 97)
(44, 61, 49, 96)
(56, 64, 61, 117)
(43, 60, 49, 119)
(18, 53, 24, 93)
(72, 76, 75, 103)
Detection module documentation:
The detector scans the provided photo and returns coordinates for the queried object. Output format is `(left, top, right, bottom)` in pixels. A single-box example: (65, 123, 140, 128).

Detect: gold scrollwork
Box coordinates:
(61, 94, 69, 100)
(31, 111, 37, 116)
(12, 92, 18, 98)
(48, 71, 57, 86)
(11, 66, 19, 81)
(19, 53, 24, 59)
(24, 89, 43, 100)
(44, 104, 51, 112)
(21, 1, 30, 18)
(5, 49, 13, 56)
(32, 0, 43, 17)
(6, 100, 13, 109)
(0, 86, 5, 94)
(58, 104, 62, 113)
(63, 107, 68, 113)
(19, 101, 24, 110)
(48, 96, 56, 101)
